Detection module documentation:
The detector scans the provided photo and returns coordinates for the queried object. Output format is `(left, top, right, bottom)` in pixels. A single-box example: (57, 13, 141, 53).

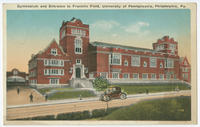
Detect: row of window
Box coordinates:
(29, 70, 36, 77)
(29, 79, 60, 84)
(98, 72, 176, 80)
(29, 80, 37, 84)
(44, 59, 64, 67)
(29, 60, 37, 70)
(109, 53, 174, 68)
(44, 69, 64, 76)
(155, 44, 176, 51)
(71, 28, 86, 37)
(49, 78, 59, 84)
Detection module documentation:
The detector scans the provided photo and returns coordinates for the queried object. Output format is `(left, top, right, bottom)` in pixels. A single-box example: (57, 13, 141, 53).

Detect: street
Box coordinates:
(6, 90, 191, 120)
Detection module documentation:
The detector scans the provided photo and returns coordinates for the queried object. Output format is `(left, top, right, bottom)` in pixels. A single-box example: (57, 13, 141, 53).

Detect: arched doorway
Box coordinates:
(76, 68, 81, 78)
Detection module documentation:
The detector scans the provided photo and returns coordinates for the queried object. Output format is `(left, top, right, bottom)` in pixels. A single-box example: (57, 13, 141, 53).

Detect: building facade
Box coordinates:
(7, 68, 29, 85)
(28, 18, 191, 86)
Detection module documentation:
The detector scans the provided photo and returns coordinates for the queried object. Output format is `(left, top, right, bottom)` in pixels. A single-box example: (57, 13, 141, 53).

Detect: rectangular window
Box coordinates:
(183, 73, 188, 79)
(60, 60, 64, 66)
(110, 53, 121, 65)
(159, 74, 164, 80)
(124, 60, 128, 66)
(166, 74, 170, 79)
(174, 74, 177, 79)
(151, 73, 156, 80)
(112, 72, 119, 79)
(44, 59, 64, 67)
(123, 73, 129, 79)
(44, 69, 48, 75)
(132, 56, 140, 66)
(100, 72, 108, 79)
(51, 49, 57, 55)
(44, 69, 64, 76)
(60, 70, 64, 75)
(50, 79, 59, 84)
(76, 59, 81, 64)
(156, 44, 164, 51)
(142, 74, 148, 79)
(44, 59, 48, 65)
(150, 57, 157, 68)
(133, 73, 139, 79)
(75, 38, 82, 54)
(165, 59, 174, 68)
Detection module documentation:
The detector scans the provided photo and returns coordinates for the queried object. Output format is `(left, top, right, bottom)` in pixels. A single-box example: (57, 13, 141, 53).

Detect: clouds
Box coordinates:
(91, 20, 150, 36)
(123, 22, 150, 34)
(91, 20, 120, 30)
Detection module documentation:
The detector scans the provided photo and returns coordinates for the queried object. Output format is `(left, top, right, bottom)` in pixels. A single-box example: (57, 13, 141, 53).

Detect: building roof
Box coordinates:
(90, 41, 155, 53)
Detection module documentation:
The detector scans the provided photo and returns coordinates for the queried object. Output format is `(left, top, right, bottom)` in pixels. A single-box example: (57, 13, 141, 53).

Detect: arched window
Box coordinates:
(143, 61, 147, 67)
(124, 60, 128, 66)
(160, 63, 163, 68)
(74, 37, 82, 54)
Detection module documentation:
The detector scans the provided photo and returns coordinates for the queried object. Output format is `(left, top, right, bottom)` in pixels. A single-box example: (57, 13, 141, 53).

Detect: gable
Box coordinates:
(38, 39, 66, 57)
(181, 57, 190, 67)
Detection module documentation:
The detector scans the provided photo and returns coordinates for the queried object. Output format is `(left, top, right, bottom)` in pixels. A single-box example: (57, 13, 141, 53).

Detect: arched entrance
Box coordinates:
(76, 68, 81, 78)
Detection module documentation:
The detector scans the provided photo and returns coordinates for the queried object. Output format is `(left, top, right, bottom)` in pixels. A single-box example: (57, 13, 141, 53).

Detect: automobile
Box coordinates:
(99, 86, 127, 101)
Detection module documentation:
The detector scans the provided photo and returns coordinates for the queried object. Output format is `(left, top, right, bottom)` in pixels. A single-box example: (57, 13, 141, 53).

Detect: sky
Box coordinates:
(7, 9, 191, 73)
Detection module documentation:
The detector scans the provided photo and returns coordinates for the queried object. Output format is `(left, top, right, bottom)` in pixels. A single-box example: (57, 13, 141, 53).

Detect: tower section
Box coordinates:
(152, 36, 178, 56)
(59, 17, 90, 79)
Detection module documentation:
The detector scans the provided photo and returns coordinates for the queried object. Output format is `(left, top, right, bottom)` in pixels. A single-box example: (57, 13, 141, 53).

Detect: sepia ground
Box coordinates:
(7, 87, 45, 106)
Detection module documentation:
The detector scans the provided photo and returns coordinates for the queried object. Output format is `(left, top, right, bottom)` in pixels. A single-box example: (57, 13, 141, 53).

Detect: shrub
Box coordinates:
(93, 77, 110, 91)
(56, 112, 73, 120)
(92, 109, 106, 118)
(31, 115, 55, 120)
(56, 110, 91, 120)
(81, 110, 91, 119)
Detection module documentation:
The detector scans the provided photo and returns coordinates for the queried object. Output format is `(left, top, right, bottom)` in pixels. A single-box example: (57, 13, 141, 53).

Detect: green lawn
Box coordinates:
(112, 83, 190, 94)
(48, 90, 96, 100)
(38, 87, 75, 94)
(101, 96, 191, 120)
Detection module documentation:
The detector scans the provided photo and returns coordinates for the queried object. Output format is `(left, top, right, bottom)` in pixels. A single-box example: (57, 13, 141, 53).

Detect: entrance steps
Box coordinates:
(69, 78, 93, 88)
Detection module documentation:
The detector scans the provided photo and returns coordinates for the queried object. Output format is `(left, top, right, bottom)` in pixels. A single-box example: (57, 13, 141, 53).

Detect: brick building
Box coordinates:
(28, 18, 191, 87)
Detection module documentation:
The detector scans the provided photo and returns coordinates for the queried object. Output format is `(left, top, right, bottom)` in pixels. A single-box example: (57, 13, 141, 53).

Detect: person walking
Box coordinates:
(45, 94, 48, 101)
(146, 89, 149, 94)
(29, 93, 33, 102)
(17, 87, 20, 95)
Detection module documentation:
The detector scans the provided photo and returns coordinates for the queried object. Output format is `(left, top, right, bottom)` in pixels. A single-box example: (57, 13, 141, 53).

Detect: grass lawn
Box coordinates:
(37, 87, 75, 94)
(112, 83, 190, 94)
(48, 90, 96, 100)
(101, 96, 191, 120)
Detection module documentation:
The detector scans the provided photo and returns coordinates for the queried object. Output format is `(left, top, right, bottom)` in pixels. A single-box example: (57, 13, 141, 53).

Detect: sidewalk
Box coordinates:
(7, 90, 190, 109)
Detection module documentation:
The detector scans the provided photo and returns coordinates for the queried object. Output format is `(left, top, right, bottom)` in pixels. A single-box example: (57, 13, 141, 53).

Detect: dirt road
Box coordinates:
(7, 87, 45, 106)
(6, 90, 190, 120)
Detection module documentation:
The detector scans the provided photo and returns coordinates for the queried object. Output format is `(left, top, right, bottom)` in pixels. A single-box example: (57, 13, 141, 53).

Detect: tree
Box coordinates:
(92, 77, 110, 91)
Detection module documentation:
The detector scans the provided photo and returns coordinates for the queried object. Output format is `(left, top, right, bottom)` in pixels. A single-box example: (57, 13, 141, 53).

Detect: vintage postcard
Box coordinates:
(3, 2, 197, 125)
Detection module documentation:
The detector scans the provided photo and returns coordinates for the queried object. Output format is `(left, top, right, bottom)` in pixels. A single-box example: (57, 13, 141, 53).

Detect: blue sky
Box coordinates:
(7, 9, 191, 72)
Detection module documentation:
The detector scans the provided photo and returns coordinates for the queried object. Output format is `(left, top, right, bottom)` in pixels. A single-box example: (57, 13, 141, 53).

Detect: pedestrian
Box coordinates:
(79, 94, 82, 100)
(17, 87, 20, 95)
(29, 93, 33, 102)
(45, 94, 48, 101)
(146, 89, 149, 94)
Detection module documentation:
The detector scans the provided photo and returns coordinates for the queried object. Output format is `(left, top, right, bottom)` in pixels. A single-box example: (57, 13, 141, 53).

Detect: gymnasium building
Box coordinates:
(28, 18, 191, 87)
